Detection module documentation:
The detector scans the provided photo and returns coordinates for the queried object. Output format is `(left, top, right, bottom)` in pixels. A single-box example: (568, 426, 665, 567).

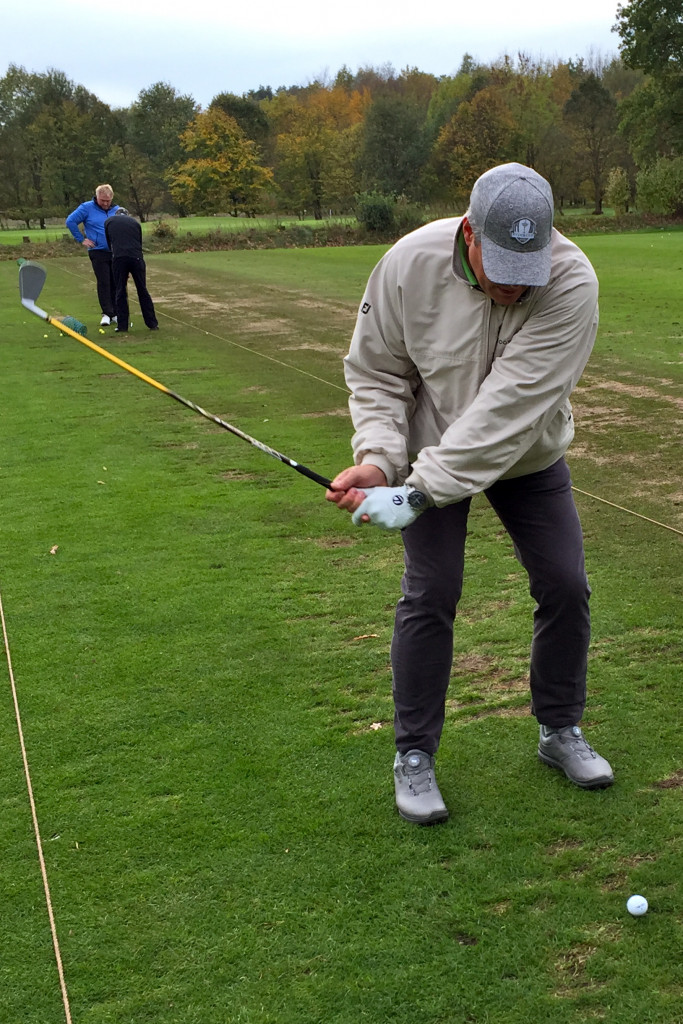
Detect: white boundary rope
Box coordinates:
(0, 587, 73, 1024)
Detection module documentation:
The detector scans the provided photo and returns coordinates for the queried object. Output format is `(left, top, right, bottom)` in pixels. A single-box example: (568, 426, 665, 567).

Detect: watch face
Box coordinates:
(407, 489, 427, 510)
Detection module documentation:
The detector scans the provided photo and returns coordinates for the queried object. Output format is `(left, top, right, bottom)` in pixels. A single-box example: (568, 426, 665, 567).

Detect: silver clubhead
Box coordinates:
(19, 260, 47, 306)
(18, 260, 49, 318)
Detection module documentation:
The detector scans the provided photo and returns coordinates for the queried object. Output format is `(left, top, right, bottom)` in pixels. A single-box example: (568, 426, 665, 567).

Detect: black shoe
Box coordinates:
(149, 325, 159, 330)
(114, 327, 128, 333)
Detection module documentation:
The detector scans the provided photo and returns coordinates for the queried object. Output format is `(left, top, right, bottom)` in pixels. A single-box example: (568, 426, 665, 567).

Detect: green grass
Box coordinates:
(0, 234, 681, 1023)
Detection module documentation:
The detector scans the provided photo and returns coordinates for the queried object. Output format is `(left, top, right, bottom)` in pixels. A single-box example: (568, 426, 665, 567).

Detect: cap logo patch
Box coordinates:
(510, 218, 536, 244)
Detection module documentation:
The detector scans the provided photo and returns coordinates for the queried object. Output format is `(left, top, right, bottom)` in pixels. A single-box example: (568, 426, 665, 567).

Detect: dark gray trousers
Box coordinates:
(112, 256, 158, 330)
(88, 248, 115, 317)
(391, 458, 590, 754)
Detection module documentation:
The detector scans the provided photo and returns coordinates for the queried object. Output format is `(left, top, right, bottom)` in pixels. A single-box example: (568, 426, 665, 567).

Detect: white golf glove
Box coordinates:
(351, 485, 429, 531)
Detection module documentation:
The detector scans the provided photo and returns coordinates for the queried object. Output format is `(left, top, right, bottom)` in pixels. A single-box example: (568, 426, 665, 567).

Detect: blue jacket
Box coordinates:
(66, 197, 121, 250)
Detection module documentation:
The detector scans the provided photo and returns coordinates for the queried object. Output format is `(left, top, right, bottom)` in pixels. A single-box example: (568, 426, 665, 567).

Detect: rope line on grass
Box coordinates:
(56, 262, 350, 394)
(0, 586, 73, 1024)
(571, 487, 683, 536)
(159, 309, 351, 393)
(55, 262, 683, 538)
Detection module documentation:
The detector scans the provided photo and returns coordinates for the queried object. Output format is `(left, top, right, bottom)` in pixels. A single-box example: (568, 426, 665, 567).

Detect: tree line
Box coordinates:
(1, 0, 681, 229)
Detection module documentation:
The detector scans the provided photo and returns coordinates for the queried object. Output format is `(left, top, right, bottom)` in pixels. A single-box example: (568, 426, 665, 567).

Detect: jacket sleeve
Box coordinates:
(65, 203, 87, 242)
(407, 269, 599, 505)
(343, 251, 420, 486)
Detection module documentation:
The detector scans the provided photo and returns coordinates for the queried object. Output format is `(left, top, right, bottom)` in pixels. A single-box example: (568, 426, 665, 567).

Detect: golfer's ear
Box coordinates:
(462, 217, 473, 245)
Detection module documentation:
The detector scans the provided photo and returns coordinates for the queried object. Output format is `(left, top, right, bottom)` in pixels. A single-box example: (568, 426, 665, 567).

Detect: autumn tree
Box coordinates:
(614, 0, 683, 161)
(210, 92, 272, 160)
(614, 0, 683, 79)
(425, 60, 481, 144)
(167, 108, 273, 216)
(563, 74, 618, 213)
(126, 82, 199, 214)
(265, 86, 367, 217)
(0, 65, 115, 225)
(359, 94, 431, 200)
(128, 82, 198, 171)
(106, 128, 163, 222)
(429, 87, 517, 207)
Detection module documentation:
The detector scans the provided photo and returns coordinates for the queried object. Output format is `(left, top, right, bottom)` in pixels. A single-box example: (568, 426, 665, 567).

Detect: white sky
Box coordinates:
(2, 0, 622, 109)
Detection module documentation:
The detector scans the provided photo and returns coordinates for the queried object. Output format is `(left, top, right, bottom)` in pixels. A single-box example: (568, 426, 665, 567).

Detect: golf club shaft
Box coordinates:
(43, 314, 333, 489)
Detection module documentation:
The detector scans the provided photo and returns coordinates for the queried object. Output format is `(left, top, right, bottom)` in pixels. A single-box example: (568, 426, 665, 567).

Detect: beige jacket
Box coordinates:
(344, 217, 599, 506)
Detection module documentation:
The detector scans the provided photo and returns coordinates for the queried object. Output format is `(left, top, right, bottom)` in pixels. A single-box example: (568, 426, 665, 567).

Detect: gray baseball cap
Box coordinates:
(469, 163, 554, 287)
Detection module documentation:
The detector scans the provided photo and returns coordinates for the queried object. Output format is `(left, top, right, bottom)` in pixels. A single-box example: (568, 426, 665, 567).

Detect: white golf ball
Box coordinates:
(626, 894, 648, 916)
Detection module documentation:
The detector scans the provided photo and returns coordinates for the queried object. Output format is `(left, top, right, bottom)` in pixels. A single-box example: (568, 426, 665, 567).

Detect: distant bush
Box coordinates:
(636, 158, 683, 216)
(394, 196, 428, 237)
(151, 219, 177, 239)
(355, 191, 396, 232)
(605, 167, 632, 216)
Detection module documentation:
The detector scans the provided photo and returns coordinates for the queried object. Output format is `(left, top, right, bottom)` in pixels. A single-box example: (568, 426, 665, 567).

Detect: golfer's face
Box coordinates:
(463, 220, 527, 306)
(98, 195, 113, 210)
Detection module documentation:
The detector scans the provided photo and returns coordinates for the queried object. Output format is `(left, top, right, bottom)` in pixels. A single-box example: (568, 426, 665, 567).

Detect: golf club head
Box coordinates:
(19, 260, 47, 310)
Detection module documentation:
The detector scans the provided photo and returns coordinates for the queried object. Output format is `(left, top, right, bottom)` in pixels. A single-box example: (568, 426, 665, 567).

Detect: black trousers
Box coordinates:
(88, 249, 115, 317)
(391, 458, 591, 754)
(112, 256, 158, 330)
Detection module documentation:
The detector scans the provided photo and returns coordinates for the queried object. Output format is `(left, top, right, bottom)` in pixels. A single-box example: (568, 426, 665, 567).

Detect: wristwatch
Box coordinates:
(407, 487, 429, 511)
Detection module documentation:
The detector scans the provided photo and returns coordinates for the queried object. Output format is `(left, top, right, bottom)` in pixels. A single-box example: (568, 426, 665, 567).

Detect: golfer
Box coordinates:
(104, 209, 159, 333)
(327, 162, 614, 825)
(66, 184, 119, 326)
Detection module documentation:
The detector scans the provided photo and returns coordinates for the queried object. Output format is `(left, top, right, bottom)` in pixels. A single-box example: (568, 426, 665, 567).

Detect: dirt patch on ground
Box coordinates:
(155, 291, 235, 315)
(280, 342, 345, 354)
(239, 318, 294, 335)
(577, 378, 683, 410)
(301, 408, 350, 418)
(653, 768, 683, 789)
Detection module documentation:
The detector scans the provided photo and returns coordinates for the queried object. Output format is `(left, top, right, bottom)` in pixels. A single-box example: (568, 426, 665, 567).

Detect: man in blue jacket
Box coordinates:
(66, 184, 120, 326)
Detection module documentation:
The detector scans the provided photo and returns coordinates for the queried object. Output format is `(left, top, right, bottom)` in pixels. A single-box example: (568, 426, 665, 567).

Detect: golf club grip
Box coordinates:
(47, 316, 333, 489)
(291, 464, 333, 489)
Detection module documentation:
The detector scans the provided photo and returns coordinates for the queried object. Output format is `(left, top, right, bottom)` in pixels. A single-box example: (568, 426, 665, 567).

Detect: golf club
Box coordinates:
(18, 260, 333, 489)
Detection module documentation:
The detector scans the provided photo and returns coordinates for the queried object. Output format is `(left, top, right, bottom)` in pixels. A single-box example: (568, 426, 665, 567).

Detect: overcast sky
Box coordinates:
(2, 0, 622, 109)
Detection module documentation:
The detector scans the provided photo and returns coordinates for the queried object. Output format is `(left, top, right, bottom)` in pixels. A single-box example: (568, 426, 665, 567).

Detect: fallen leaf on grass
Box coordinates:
(370, 722, 383, 731)
(49, 545, 59, 555)
(352, 633, 380, 640)
(97, 480, 106, 485)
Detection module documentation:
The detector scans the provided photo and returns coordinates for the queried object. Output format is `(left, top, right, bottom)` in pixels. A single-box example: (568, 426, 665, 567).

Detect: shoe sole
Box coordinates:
(397, 806, 449, 825)
(538, 750, 614, 789)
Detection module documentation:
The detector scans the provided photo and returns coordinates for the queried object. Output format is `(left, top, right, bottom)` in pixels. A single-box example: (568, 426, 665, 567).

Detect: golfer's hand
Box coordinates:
(351, 485, 422, 531)
(82, 238, 95, 248)
(325, 465, 387, 517)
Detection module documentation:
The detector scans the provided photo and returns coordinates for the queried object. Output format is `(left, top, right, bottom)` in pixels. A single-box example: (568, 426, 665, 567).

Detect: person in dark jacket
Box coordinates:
(66, 183, 120, 326)
(104, 209, 159, 332)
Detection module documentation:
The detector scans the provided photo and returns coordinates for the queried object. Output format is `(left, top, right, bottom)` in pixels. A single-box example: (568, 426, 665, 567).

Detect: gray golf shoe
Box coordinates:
(393, 749, 449, 824)
(538, 725, 614, 789)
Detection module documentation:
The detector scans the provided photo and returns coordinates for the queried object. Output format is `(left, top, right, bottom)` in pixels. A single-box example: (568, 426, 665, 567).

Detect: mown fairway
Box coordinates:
(0, 234, 681, 1024)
